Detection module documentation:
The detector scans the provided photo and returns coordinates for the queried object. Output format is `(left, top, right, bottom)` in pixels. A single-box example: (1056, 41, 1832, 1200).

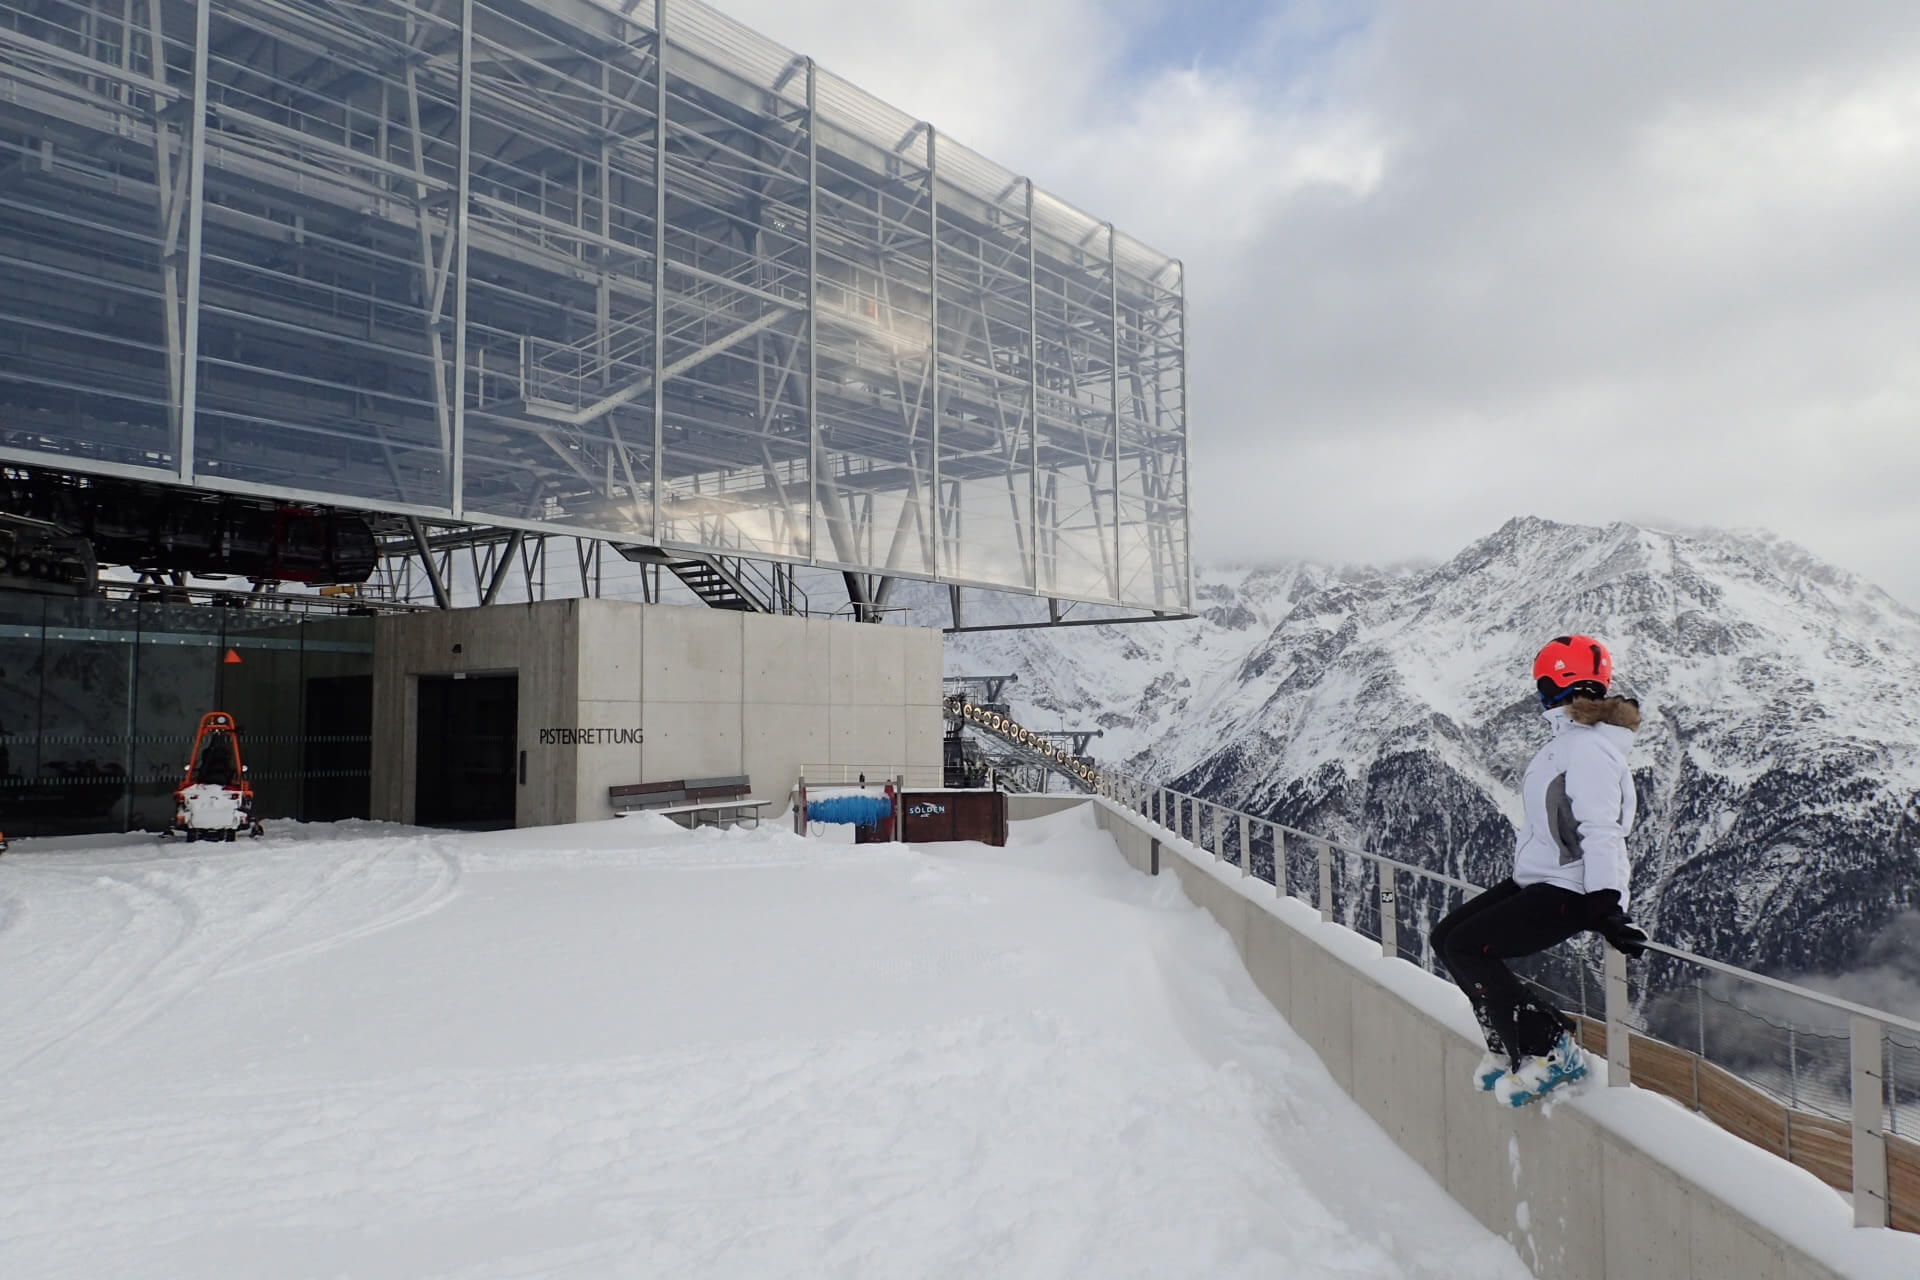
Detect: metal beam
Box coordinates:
(480, 529, 525, 604)
(408, 516, 453, 608)
(519, 306, 792, 426)
(945, 610, 1191, 634)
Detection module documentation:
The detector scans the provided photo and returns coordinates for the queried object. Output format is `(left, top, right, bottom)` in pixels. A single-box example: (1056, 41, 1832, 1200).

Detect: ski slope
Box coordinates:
(0, 808, 1530, 1279)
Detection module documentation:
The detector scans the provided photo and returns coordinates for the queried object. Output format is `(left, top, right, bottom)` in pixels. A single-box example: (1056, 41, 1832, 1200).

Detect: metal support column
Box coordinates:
(1108, 224, 1121, 601)
(1025, 178, 1040, 594)
(177, 0, 211, 482)
(1319, 842, 1334, 923)
(651, 0, 669, 540)
(1379, 863, 1396, 958)
(480, 531, 524, 605)
(1853, 1015, 1890, 1227)
(1605, 947, 1632, 1087)
(449, 0, 474, 515)
(1176, 260, 1191, 608)
(409, 518, 452, 609)
(805, 58, 819, 564)
(927, 126, 941, 580)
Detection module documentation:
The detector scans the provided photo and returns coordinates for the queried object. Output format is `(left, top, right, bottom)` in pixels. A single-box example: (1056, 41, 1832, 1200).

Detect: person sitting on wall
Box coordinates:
(1429, 634, 1650, 1107)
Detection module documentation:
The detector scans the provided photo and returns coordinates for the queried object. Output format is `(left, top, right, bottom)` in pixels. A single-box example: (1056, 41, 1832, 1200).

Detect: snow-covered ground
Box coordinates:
(0, 809, 1529, 1279)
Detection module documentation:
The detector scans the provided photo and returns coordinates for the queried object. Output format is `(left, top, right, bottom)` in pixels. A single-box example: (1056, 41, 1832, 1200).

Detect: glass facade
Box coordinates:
(0, 0, 1188, 610)
(0, 594, 372, 836)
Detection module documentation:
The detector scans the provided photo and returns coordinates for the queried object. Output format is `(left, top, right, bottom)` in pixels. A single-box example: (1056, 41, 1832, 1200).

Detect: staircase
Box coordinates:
(616, 545, 789, 613)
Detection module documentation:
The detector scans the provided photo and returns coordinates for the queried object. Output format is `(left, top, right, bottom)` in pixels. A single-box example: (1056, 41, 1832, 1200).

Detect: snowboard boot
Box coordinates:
(1469, 1003, 1510, 1092)
(1472, 1049, 1511, 1093)
(1494, 1031, 1588, 1108)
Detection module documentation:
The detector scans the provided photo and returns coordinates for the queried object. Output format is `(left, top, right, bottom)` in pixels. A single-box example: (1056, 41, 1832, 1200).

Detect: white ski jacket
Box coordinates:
(1511, 697, 1640, 908)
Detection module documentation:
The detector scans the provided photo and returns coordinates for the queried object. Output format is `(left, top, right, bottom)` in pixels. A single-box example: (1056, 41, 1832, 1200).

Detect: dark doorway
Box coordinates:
(303, 674, 372, 821)
(416, 674, 518, 829)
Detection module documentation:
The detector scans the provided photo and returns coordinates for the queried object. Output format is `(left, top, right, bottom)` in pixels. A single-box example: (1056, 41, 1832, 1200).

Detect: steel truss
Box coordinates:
(0, 0, 1189, 616)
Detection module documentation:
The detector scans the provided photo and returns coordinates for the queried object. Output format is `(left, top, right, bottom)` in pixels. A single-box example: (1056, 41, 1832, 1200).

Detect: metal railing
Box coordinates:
(800, 763, 945, 789)
(1092, 772, 1920, 1230)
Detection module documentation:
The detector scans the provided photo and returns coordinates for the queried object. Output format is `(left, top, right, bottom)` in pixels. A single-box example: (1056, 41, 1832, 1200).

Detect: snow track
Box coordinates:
(0, 811, 1528, 1279)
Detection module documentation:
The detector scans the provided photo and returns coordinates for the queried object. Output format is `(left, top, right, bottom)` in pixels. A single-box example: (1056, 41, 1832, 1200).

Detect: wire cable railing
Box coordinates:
(1092, 772, 1920, 1232)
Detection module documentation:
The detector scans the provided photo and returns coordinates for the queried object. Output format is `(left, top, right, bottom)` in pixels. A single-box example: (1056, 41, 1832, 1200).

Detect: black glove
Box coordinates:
(1583, 889, 1649, 957)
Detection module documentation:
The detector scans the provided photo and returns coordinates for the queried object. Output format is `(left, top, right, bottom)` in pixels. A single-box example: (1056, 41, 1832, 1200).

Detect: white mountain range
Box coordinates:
(940, 517, 1920, 977)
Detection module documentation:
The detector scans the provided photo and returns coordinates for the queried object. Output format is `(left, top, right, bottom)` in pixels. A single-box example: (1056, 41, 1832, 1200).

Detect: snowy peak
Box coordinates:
(948, 518, 1920, 975)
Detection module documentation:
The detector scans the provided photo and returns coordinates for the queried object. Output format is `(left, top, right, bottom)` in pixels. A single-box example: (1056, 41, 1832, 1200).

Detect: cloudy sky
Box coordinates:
(719, 0, 1920, 608)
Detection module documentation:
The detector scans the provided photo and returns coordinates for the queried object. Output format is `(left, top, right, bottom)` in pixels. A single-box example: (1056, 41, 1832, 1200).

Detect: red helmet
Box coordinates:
(1534, 635, 1612, 705)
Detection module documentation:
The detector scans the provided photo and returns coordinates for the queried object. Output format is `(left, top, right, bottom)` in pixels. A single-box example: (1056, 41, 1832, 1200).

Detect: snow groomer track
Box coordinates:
(0, 811, 1526, 1279)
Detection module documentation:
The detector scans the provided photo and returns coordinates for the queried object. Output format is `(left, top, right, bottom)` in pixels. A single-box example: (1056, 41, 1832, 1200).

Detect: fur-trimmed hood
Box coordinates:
(1566, 696, 1641, 731)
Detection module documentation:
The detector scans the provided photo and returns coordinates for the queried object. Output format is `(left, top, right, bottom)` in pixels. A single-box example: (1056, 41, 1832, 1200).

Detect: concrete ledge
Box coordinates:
(1021, 796, 1920, 1280)
(1005, 794, 1096, 823)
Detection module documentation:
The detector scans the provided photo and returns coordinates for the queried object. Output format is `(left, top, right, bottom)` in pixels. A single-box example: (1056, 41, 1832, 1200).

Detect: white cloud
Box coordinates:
(703, 0, 1920, 610)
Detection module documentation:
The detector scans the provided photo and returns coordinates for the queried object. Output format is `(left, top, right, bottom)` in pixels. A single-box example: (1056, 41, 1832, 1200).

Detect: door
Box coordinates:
(415, 674, 518, 829)
(303, 674, 372, 821)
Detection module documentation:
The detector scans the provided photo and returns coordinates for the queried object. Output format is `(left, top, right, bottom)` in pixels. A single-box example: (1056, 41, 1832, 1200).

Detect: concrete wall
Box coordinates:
(1031, 795, 1880, 1280)
(371, 601, 580, 828)
(372, 599, 944, 827)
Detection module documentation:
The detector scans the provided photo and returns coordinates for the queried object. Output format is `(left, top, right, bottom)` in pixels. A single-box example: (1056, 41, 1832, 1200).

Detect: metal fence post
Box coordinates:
(1211, 804, 1222, 862)
(1852, 1014, 1889, 1227)
(1378, 860, 1396, 959)
(1788, 1025, 1799, 1109)
(1272, 825, 1285, 897)
(1318, 841, 1334, 923)
(1605, 946, 1632, 1087)
(1889, 1048, 1901, 1137)
(1239, 813, 1252, 879)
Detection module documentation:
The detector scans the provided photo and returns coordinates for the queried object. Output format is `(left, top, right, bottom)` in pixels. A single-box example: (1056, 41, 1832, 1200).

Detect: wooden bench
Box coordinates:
(609, 775, 766, 828)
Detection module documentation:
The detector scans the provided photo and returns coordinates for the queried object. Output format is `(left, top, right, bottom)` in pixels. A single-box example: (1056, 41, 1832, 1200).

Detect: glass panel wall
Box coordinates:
(812, 70, 935, 580)
(656, 35, 810, 557)
(0, 593, 372, 837)
(934, 144, 1035, 593)
(190, 0, 461, 507)
(0, 0, 1189, 612)
(1032, 195, 1118, 602)
(1116, 241, 1188, 610)
(0, 0, 195, 473)
(462, 0, 660, 539)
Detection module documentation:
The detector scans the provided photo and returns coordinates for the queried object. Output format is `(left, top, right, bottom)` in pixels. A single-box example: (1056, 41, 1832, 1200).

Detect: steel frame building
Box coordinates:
(0, 0, 1190, 615)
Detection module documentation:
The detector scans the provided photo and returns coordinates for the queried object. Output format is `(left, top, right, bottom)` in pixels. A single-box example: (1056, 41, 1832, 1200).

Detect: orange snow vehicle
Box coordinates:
(168, 711, 264, 842)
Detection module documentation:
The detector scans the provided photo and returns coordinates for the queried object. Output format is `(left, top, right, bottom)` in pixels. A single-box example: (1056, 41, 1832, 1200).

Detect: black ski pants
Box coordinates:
(1431, 878, 1591, 1061)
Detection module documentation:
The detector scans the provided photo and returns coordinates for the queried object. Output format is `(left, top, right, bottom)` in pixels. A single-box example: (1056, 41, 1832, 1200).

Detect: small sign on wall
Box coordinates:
(538, 727, 645, 746)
